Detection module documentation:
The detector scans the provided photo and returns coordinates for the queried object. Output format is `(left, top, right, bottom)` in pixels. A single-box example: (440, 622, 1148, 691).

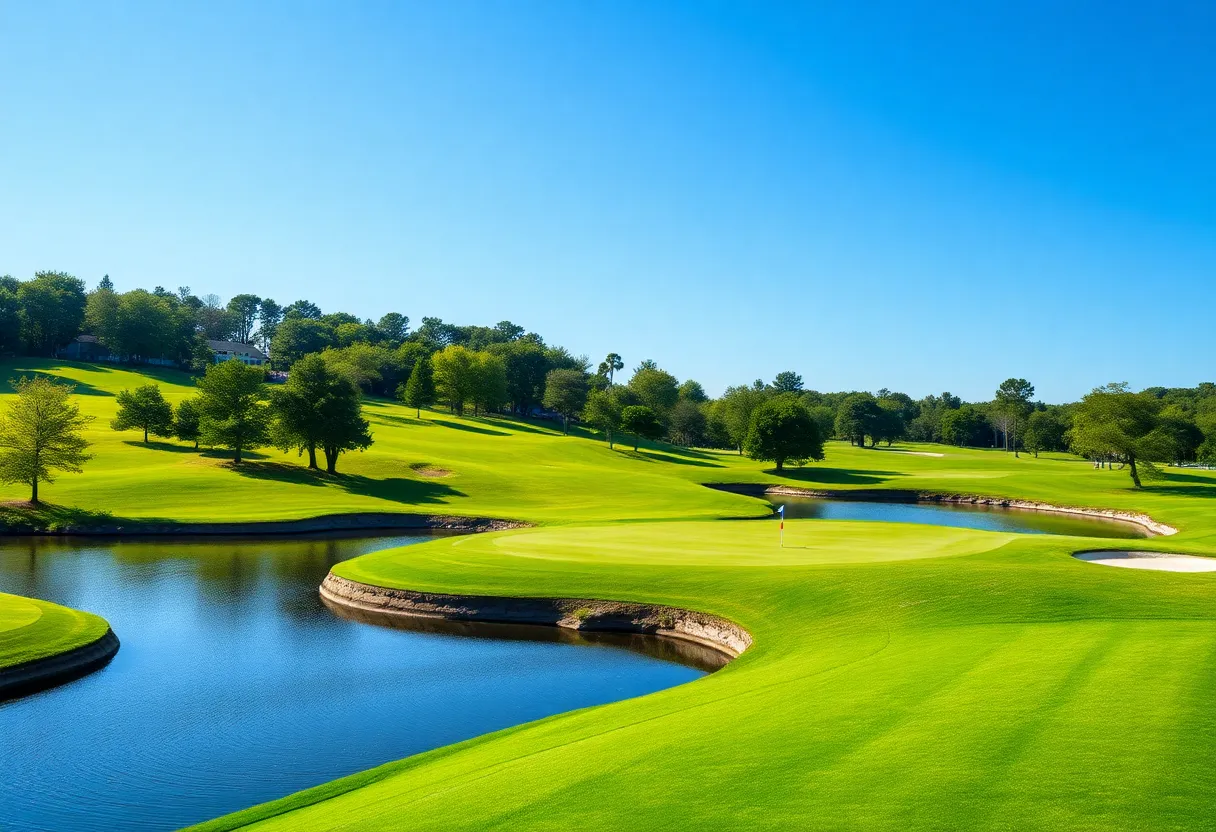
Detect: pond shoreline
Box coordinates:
(320, 573, 752, 659)
(0, 628, 120, 701)
(706, 483, 1177, 536)
(0, 512, 527, 537)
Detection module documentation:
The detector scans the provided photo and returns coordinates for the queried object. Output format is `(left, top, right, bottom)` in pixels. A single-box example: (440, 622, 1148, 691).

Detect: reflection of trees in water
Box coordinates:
(0, 533, 434, 629)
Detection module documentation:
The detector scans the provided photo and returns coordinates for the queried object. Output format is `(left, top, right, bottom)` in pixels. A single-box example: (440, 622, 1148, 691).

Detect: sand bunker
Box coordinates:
(1073, 551, 1216, 573)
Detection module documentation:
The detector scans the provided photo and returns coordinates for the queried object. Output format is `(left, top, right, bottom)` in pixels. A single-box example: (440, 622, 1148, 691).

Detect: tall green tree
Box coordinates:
(270, 317, 334, 367)
(543, 369, 589, 433)
(399, 355, 436, 417)
(471, 351, 509, 416)
(994, 378, 1035, 456)
(0, 286, 24, 355)
(771, 371, 804, 394)
(111, 384, 173, 443)
(0, 376, 93, 502)
(431, 345, 477, 415)
(835, 393, 883, 447)
(601, 353, 624, 385)
(270, 354, 372, 472)
(628, 365, 680, 422)
(196, 360, 270, 464)
(620, 405, 664, 451)
(744, 396, 824, 472)
(376, 313, 410, 343)
(257, 298, 284, 352)
(583, 388, 622, 448)
(941, 405, 988, 447)
(1069, 383, 1173, 487)
(720, 384, 768, 453)
(18, 271, 87, 355)
(227, 294, 263, 343)
(1022, 409, 1067, 457)
(669, 399, 708, 446)
(173, 397, 203, 449)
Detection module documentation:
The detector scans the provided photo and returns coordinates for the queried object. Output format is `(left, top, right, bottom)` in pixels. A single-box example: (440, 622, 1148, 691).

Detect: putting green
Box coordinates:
(0, 592, 111, 670)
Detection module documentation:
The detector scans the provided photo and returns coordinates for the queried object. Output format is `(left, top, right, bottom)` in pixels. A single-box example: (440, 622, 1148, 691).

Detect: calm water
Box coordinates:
(768, 496, 1148, 538)
(0, 534, 708, 832)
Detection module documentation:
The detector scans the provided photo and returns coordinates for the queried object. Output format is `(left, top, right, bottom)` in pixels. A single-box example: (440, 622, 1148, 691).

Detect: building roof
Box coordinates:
(206, 339, 268, 359)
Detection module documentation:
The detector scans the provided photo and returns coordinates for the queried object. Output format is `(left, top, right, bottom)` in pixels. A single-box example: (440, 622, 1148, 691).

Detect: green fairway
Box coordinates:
(193, 521, 1216, 831)
(0, 592, 110, 670)
(2, 359, 1216, 829)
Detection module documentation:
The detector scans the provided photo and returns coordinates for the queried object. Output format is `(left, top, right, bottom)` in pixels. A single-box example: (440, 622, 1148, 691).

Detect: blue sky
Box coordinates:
(2, 1, 1213, 402)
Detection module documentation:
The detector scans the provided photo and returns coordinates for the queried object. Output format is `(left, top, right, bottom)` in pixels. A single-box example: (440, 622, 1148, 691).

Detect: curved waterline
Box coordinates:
(320, 573, 752, 661)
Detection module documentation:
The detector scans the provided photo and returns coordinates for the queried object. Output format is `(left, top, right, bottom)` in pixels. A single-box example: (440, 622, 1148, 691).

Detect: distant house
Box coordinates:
(208, 340, 268, 366)
(58, 334, 116, 362)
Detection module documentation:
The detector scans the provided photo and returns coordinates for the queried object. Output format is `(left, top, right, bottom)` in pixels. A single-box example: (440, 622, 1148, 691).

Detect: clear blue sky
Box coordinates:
(2, 1, 1213, 402)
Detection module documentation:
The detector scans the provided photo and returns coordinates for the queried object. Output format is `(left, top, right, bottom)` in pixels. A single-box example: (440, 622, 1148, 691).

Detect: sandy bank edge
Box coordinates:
(0, 628, 120, 701)
(320, 573, 753, 659)
(1, 512, 527, 537)
(708, 484, 1178, 537)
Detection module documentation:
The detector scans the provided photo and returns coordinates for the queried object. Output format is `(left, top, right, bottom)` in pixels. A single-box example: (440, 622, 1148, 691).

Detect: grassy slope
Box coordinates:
(0, 591, 110, 668)
(1, 360, 1215, 828)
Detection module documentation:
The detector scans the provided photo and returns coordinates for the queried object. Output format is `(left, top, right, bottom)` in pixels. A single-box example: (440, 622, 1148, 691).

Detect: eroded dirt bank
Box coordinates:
(0, 628, 120, 701)
(320, 573, 752, 659)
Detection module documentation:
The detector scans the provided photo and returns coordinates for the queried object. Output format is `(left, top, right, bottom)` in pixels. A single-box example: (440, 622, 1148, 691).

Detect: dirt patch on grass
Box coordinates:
(409, 463, 454, 478)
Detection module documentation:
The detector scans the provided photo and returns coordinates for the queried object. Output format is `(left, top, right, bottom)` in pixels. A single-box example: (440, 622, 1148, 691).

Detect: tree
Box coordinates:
(0, 286, 24, 355)
(628, 366, 680, 422)
(98, 274, 114, 291)
(583, 388, 622, 448)
(284, 299, 323, 319)
(669, 399, 708, 446)
(270, 317, 334, 367)
(173, 397, 203, 449)
(941, 405, 988, 447)
(225, 294, 262, 343)
(720, 384, 768, 453)
(543, 369, 589, 433)
(270, 354, 372, 472)
(196, 360, 270, 464)
(196, 295, 237, 340)
(620, 405, 664, 451)
(601, 353, 624, 385)
(1069, 383, 1173, 487)
(744, 396, 824, 472)
(18, 272, 87, 355)
(490, 339, 549, 415)
(189, 333, 215, 375)
(0, 376, 93, 502)
(376, 313, 410, 343)
(1022, 409, 1067, 457)
(994, 378, 1035, 456)
(256, 298, 284, 352)
(470, 351, 509, 416)
(111, 384, 173, 443)
(400, 355, 435, 417)
(678, 379, 709, 403)
(771, 371, 804, 394)
(432, 345, 478, 415)
(835, 393, 883, 447)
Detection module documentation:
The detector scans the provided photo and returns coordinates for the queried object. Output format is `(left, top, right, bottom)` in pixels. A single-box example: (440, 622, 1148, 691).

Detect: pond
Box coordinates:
(0, 534, 710, 832)
(766, 496, 1148, 538)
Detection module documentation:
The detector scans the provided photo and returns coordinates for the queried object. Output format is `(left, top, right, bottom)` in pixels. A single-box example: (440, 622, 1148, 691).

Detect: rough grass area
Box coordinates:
(0, 592, 110, 669)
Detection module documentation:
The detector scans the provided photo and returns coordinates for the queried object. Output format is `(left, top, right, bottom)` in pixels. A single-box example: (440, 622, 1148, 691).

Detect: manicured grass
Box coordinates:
(0, 592, 110, 669)
(192, 521, 1216, 831)
(3, 359, 1216, 828)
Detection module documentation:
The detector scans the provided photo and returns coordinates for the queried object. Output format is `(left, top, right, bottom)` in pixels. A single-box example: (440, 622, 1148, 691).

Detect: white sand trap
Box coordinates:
(1073, 551, 1216, 573)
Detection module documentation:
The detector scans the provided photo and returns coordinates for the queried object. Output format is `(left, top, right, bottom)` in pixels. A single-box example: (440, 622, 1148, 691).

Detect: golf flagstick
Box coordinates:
(778, 504, 784, 547)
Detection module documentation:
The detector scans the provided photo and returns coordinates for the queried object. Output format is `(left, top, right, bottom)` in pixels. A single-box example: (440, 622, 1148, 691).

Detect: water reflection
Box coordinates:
(768, 496, 1148, 538)
(0, 533, 706, 832)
